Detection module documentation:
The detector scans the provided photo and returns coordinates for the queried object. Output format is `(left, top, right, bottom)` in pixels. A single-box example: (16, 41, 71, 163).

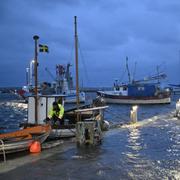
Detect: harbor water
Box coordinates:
(0, 93, 180, 179)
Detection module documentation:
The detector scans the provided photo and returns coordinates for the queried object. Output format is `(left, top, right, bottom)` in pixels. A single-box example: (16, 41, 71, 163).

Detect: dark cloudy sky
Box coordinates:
(0, 0, 180, 87)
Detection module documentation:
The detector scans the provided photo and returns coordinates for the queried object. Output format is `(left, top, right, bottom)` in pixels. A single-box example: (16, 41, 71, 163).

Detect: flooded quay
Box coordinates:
(0, 93, 180, 179)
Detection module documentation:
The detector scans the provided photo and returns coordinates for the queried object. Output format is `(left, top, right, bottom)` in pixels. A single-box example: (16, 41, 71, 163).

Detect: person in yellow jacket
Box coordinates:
(47, 101, 64, 127)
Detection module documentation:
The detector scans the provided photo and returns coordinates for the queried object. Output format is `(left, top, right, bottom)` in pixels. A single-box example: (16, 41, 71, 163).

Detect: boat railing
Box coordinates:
(0, 139, 6, 162)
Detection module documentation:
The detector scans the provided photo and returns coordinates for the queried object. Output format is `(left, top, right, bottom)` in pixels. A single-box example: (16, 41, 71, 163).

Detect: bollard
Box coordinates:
(130, 105, 138, 123)
(76, 120, 102, 146)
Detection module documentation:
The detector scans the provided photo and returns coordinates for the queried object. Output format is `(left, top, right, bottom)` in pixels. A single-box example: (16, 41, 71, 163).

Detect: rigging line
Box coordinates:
(126, 56, 131, 83)
(68, 41, 74, 66)
(104, 108, 129, 122)
(132, 61, 137, 81)
(155, 63, 166, 75)
(119, 68, 127, 83)
(78, 40, 90, 82)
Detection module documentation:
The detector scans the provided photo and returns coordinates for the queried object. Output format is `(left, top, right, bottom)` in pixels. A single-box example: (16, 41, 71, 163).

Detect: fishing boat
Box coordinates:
(25, 94, 108, 139)
(0, 125, 51, 155)
(49, 103, 109, 139)
(21, 17, 109, 140)
(17, 63, 85, 103)
(97, 57, 171, 104)
(51, 63, 86, 103)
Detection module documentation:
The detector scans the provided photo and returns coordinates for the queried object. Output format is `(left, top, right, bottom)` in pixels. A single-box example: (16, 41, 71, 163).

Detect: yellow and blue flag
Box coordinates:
(39, 44, 49, 53)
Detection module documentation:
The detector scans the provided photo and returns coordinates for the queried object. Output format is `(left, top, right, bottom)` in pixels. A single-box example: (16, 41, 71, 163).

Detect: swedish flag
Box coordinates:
(39, 44, 49, 53)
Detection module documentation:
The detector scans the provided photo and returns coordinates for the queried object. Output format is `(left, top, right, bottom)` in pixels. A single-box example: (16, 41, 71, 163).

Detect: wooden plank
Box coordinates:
(75, 106, 108, 113)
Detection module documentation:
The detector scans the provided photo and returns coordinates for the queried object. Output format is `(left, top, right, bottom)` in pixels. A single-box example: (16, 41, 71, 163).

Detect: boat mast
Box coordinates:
(74, 16, 80, 107)
(33, 35, 39, 124)
(126, 56, 131, 83)
(29, 60, 34, 86)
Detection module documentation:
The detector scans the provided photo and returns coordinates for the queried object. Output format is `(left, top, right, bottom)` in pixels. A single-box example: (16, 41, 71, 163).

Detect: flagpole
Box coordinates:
(74, 16, 80, 107)
(33, 35, 39, 124)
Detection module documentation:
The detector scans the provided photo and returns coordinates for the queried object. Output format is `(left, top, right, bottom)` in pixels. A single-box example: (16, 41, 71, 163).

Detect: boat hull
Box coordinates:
(97, 91, 171, 104)
(0, 125, 51, 155)
(0, 133, 49, 154)
(49, 127, 76, 139)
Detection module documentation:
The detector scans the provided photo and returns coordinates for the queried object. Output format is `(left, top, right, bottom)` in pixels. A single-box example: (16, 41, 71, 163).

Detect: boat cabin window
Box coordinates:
(138, 87, 144, 91)
(123, 87, 127, 91)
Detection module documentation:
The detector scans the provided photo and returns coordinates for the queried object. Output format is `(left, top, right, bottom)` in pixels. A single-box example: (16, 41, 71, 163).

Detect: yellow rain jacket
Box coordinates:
(48, 104, 64, 119)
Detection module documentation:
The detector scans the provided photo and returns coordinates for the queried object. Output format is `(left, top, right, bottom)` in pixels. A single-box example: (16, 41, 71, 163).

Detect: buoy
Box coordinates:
(30, 141, 41, 153)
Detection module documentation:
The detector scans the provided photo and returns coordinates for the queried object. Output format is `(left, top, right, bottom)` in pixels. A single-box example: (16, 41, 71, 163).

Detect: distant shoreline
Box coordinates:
(0, 87, 112, 93)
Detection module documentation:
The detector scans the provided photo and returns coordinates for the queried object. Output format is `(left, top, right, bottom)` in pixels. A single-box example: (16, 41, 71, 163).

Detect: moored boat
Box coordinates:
(17, 61, 85, 103)
(97, 57, 171, 105)
(25, 94, 108, 139)
(97, 91, 170, 105)
(21, 17, 109, 140)
(0, 125, 51, 155)
(97, 82, 171, 104)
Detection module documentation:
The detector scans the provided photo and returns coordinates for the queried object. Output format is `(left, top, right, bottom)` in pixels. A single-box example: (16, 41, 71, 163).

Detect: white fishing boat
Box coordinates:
(25, 94, 108, 139)
(44, 63, 86, 103)
(21, 17, 109, 140)
(17, 63, 85, 103)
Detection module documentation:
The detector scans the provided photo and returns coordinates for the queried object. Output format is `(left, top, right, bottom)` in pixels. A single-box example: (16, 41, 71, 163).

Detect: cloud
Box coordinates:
(0, 0, 180, 87)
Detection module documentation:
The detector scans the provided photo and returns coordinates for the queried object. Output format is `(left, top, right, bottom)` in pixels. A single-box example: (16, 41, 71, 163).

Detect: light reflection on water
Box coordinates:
(0, 93, 180, 179)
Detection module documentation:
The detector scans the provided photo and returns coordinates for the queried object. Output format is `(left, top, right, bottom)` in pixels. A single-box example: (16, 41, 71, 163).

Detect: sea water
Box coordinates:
(0, 93, 180, 180)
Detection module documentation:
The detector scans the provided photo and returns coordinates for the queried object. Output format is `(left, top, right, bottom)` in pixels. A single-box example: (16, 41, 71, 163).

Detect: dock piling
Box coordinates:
(76, 120, 102, 146)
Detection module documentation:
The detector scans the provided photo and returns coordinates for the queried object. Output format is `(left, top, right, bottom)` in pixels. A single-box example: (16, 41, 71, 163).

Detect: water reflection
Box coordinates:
(126, 128, 142, 156)
(167, 125, 180, 158)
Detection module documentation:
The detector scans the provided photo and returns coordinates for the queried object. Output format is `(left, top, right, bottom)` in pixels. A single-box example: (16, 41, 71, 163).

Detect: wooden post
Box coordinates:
(33, 35, 39, 124)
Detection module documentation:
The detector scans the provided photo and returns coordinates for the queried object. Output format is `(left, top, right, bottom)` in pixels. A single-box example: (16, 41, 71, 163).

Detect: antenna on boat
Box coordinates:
(156, 65, 160, 84)
(33, 35, 39, 124)
(74, 16, 80, 108)
(126, 56, 131, 83)
(132, 61, 137, 82)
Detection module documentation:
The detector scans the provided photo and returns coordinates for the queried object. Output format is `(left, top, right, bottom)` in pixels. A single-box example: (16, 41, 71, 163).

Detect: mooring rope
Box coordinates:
(104, 108, 129, 122)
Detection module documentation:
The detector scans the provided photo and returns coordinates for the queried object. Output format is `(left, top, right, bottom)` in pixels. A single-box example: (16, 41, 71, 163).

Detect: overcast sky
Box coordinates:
(0, 0, 180, 87)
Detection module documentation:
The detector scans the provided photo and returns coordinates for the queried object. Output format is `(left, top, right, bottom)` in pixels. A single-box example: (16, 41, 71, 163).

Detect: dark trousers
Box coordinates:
(51, 116, 64, 126)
